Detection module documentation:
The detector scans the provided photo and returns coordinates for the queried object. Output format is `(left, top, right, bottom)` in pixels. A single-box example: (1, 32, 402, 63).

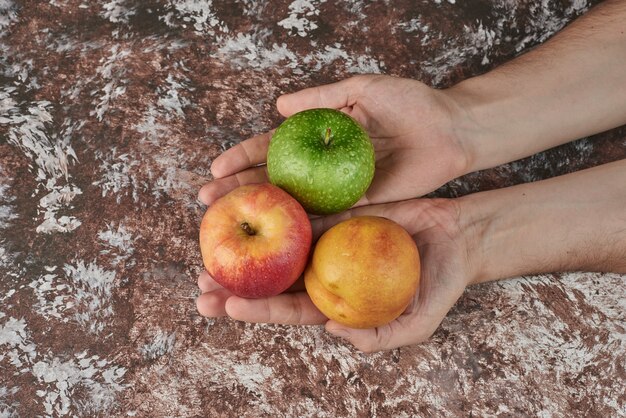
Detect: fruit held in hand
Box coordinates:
(267, 108, 375, 215)
(305, 216, 420, 328)
(199, 183, 312, 298)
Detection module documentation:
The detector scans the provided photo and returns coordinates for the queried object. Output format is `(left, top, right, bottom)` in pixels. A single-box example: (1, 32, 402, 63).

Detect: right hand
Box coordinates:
(198, 74, 471, 207)
(197, 198, 475, 353)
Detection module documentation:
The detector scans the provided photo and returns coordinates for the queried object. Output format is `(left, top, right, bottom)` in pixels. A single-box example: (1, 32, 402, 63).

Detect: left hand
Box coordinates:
(197, 75, 471, 207)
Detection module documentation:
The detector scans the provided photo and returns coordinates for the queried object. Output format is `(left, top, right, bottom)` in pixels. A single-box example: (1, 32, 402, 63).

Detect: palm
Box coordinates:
(198, 75, 467, 207)
(318, 199, 470, 351)
(339, 76, 466, 204)
(387, 200, 470, 343)
(196, 199, 471, 352)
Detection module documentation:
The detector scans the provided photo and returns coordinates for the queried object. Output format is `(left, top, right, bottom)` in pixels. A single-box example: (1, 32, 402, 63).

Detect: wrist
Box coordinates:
(440, 74, 524, 175)
(455, 190, 495, 286)
(457, 160, 626, 285)
(426, 84, 485, 181)
(456, 188, 520, 285)
(441, 6, 626, 175)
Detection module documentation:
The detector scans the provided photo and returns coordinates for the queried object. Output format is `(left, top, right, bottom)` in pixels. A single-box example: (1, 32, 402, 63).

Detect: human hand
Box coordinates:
(196, 198, 474, 352)
(198, 75, 470, 207)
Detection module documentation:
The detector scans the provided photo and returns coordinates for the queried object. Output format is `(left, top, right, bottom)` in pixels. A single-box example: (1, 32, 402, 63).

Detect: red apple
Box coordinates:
(199, 183, 312, 298)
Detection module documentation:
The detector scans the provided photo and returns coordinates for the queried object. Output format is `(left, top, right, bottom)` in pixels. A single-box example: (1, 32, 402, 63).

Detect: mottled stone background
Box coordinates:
(1, 1, 625, 417)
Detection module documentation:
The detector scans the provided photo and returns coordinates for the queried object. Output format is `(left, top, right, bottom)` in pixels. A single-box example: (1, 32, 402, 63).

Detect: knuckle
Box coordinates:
(263, 298, 274, 323)
(375, 327, 393, 350)
(288, 297, 303, 324)
(355, 340, 379, 354)
(315, 86, 326, 107)
(240, 141, 256, 166)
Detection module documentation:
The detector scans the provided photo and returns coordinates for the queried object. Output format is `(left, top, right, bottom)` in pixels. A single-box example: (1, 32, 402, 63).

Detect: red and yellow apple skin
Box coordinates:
(305, 216, 420, 328)
(199, 183, 312, 298)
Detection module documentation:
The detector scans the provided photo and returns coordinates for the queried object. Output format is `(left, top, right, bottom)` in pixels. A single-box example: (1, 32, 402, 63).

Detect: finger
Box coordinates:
(311, 211, 354, 241)
(351, 191, 373, 208)
(277, 76, 368, 117)
(197, 166, 268, 205)
(196, 288, 233, 317)
(197, 270, 222, 293)
(210, 132, 272, 179)
(324, 314, 424, 353)
(339, 106, 353, 114)
(224, 292, 327, 325)
(325, 281, 466, 352)
(339, 104, 370, 133)
(310, 203, 394, 240)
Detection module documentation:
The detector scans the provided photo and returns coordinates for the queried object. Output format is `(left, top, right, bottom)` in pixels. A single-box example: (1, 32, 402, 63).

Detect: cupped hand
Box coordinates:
(196, 198, 474, 352)
(198, 75, 469, 207)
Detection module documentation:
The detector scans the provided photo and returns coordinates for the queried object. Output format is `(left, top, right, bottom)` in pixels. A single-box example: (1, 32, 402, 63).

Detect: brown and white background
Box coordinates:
(1, 0, 625, 417)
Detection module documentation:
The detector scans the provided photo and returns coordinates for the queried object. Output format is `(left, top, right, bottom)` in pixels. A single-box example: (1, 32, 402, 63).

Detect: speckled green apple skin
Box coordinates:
(267, 108, 375, 215)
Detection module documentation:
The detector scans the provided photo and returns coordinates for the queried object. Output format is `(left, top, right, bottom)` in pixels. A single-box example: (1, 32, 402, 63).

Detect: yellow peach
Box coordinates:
(305, 216, 420, 329)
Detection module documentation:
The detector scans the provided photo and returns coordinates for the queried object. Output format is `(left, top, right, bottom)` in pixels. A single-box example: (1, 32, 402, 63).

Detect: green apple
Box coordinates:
(267, 108, 375, 215)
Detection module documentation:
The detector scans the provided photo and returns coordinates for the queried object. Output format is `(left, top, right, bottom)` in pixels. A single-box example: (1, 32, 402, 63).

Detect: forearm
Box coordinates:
(445, 0, 626, 173)
(461, 159, 626, 284)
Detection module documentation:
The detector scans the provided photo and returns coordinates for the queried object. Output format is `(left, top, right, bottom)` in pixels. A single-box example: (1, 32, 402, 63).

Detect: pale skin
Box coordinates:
(197, 0, 626, 352)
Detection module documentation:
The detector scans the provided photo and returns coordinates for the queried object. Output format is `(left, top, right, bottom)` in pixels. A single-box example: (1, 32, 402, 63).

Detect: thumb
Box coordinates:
(276, 76, 368, 117)
(325, 281, 467, 353)
(325, 316, 424, 354)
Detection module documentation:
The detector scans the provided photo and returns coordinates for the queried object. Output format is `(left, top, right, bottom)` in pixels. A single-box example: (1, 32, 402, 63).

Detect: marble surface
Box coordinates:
(1, 1, 625, 417)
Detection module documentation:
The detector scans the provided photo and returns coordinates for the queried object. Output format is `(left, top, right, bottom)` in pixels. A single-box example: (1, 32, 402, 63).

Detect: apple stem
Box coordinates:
(240, 222, 256, 236)
(324, 127, 332, 145)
